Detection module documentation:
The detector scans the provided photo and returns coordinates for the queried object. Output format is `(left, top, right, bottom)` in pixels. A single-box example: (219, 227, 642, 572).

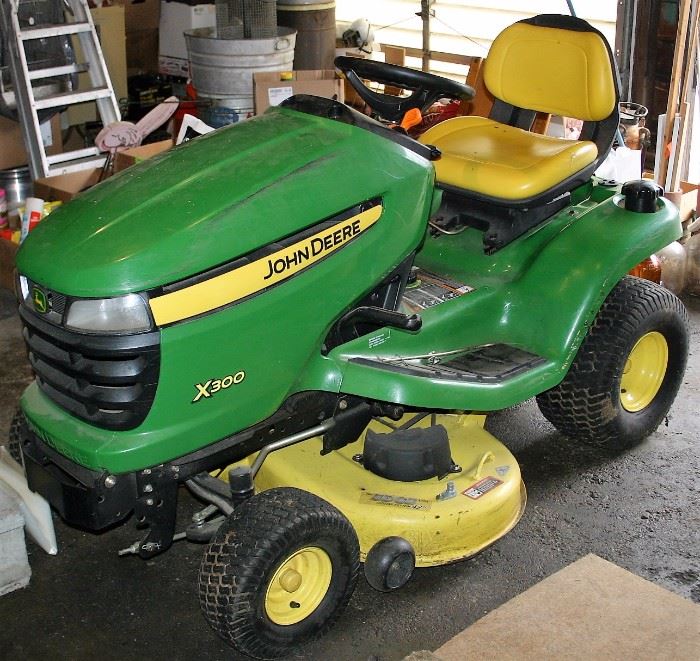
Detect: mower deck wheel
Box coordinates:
(198, 487, 359, 660)
(536, 276, 689, 449)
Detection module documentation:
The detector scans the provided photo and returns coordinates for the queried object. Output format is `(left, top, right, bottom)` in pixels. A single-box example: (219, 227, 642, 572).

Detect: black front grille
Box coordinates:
(19, 306, 160, 431)
(47, 291, 67, 315)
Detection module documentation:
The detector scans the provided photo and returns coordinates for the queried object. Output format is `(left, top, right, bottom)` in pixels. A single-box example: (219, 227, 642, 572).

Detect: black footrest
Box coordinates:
(352, 343, 546, 384)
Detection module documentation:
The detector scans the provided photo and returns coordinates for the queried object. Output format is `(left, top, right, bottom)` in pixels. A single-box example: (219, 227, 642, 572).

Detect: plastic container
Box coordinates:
(20, 197, 44, 243)
(203, 104, 240, 128)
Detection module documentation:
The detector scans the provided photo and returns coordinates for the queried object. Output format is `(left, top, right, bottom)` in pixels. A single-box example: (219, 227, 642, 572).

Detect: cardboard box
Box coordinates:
(109, 1, 160, 74)
(32, 139, 172, 202)
(159, 1, 216, 77)
(0, 139, 172, 289)
(254, 70, 344, 114)
(128, 29, 160, 75)
(68, 6, 127, 125)
(666, 181, 700, 224)
(33, 169, 104, 204)
(121, 0, 161, 32)
(158, 54, 191, 78)
(0, 115, 63, 171)
(113, 139, 173, 173)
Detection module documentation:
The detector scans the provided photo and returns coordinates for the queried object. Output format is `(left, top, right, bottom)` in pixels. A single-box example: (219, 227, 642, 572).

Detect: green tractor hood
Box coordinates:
(18, 106, 426, 297)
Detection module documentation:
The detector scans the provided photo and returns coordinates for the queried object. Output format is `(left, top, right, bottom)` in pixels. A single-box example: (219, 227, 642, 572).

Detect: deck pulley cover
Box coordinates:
(362, 424, 452, 481)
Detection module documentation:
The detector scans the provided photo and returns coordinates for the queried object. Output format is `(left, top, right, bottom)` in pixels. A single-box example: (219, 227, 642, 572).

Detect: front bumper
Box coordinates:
(21, 424, 179, 558)
(19, 389, 345, 557)
(22, 427, 137, 531)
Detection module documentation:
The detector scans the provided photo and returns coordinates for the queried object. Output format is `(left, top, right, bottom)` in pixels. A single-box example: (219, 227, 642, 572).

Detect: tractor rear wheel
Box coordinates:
(537, 276, 689, 449)
(198, 487, 359, 659)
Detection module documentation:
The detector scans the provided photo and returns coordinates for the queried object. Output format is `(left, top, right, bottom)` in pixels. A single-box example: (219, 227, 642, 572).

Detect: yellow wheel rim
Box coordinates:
(265, 547, 332, 626)
(620, 331, 668, 412)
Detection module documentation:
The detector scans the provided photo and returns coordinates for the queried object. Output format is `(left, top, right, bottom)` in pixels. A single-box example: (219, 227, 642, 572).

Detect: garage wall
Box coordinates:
(336, 1, 618, 77)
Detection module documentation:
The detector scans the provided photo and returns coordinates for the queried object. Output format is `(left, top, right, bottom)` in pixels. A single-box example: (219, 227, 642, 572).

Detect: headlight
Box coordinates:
(66, 294, 152, 333)
(17, 274, 30, 304)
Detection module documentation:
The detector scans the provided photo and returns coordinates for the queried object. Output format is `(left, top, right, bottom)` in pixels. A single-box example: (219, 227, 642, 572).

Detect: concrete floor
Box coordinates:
(0, 286, 698, 661)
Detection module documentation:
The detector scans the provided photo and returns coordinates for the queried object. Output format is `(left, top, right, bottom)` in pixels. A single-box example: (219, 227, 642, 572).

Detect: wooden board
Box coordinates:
(434, 555, 700, 661)
(670, 2, 700, 190)
(657, 0, 692, 186)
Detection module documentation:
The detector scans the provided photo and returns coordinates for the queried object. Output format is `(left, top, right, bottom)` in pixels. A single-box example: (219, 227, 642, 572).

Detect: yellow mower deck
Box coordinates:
(228, 414, 526, 567)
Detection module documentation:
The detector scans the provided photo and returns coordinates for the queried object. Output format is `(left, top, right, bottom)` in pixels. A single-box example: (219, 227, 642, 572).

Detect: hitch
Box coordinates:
(131, 464, 180, 559)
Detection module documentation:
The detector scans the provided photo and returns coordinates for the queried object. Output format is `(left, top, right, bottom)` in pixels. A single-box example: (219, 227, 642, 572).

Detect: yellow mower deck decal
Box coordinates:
(150, 204, 382, 325)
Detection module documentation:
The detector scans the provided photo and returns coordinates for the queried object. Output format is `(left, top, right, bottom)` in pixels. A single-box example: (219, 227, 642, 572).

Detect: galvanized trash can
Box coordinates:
(185, 26, 296, 119)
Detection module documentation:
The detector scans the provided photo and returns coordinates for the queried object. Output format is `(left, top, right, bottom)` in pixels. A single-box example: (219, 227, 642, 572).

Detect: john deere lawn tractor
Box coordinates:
(7, 14, 689, 659)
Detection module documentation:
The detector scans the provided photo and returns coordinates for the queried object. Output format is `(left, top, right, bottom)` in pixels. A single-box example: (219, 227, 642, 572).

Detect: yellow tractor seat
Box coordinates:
(419, 14, 619, 207)
(420, 117, 598, 202)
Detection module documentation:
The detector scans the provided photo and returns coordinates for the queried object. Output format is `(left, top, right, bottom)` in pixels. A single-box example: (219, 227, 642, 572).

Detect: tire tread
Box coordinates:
(537, 276, 689, 447)
(198, 487, 359, 659)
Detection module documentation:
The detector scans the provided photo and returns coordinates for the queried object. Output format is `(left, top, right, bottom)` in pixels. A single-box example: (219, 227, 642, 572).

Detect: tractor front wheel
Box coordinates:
(198, 487, 360, 659)
(537, 276, 689, 449)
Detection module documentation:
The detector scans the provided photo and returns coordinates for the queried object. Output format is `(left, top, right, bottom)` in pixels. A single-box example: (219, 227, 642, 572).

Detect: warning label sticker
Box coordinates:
(368, 330, 391, 348)
(462, 476, 503, 500)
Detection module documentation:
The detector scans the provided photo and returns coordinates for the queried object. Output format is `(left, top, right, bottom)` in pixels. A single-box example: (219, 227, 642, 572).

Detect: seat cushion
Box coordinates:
(419, 116, 598, 201)
(484, 22, 616, 121)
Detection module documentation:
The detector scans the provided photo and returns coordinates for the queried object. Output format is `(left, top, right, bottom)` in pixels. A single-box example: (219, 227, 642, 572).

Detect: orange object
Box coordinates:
(629, 254, 661, 283)
(400, 108, 422, 131)
(28, 210, 42, 232)
(409, 100, 462, 138)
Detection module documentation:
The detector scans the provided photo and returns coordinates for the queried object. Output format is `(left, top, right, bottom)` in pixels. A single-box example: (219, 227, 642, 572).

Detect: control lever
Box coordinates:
(338, 306, 422, 334)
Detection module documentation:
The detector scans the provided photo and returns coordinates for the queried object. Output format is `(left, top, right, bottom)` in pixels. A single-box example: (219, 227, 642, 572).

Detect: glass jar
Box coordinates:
(656, 241, 687, 295)
(685, 233, 700, 296)
(629, 254, 661, 283)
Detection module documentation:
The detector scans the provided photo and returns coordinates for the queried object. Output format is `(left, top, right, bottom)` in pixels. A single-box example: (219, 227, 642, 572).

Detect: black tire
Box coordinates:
(7, 408, 26, 467)
(537, 276, 689, 449)
(198, 487, 360, 660)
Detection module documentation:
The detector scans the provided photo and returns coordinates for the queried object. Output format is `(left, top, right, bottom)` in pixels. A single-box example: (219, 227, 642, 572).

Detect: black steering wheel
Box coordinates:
(335, 56, 475, 122)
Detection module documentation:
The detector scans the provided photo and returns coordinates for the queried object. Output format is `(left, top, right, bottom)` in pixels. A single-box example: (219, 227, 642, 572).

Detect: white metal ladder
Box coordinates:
(1, 0, 120, 178)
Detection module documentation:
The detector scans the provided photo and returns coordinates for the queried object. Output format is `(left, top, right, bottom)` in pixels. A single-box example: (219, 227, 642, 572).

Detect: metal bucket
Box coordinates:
(185, 27, 296, 112)
(0, 166, 33, 217)
(277, 1, 336, 70)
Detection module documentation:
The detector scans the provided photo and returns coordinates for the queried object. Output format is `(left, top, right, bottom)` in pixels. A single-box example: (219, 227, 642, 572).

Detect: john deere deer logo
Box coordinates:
(32, 286, 48, 313)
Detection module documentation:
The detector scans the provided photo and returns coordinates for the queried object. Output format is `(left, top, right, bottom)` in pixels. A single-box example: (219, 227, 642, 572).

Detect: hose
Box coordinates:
(185, 475, 234, 516)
